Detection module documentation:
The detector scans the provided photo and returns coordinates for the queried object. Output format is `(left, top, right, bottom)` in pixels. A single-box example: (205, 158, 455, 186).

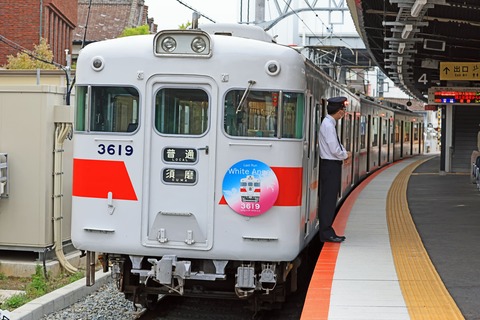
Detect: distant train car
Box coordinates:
(72, 23, 421, 310)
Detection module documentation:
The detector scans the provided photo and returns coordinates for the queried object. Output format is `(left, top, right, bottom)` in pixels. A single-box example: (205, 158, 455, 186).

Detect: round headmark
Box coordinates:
(222, 159, 279, 217)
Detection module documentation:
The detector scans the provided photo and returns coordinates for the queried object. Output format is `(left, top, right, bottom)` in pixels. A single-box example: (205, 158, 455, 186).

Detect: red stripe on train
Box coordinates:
(219, 166, 303, 206)
(72, 158, 137, 200)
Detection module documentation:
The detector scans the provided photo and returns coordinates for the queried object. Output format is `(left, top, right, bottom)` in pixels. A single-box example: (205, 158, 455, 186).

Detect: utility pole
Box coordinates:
(255, 0, 265, 24)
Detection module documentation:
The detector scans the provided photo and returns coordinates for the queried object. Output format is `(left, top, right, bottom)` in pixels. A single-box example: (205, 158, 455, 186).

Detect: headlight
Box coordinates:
(154, 31, 211, 57)
(161, 37, 177, 52)
(191, 37, 207, 53)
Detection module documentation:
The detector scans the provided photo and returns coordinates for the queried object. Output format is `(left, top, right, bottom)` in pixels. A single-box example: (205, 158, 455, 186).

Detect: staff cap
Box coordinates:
(327, 96, 348, 114)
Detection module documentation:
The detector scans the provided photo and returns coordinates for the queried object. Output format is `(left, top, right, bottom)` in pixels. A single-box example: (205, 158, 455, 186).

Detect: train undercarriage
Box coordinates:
(92, 252, 302, 311)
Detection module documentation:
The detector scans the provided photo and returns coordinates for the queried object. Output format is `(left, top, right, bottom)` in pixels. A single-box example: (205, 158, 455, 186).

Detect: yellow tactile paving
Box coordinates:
(387, 158, 465, 320)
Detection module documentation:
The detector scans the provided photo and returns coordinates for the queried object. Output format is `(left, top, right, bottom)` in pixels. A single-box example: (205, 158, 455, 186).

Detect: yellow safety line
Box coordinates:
(410, 172, 470, 176)
(387, 157, 465, 320)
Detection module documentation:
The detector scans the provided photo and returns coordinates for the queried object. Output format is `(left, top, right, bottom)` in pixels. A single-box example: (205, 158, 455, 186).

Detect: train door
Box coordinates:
(353, 112, 360, 183)
(144, 77, 217, 250)
(372, 116, 380, 170)
(400, 120, 405, 157)
(304, 98, 320, 237)
(412, 121, 419, 154)
(342, 112, 353, 191)
(403, 121, 411, 157)
(380, 117, 388, 165)
(394, 119, 402, 160)
(366, 115, 371, 172)
(388, 118, 393, 162)
(359, 115, 367, 177)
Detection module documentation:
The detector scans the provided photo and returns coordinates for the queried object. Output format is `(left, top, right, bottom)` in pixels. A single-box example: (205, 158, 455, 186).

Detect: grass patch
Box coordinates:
(0, 265, 85, 311)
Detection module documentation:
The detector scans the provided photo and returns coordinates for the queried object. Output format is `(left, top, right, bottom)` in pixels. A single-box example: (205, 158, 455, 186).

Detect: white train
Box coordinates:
(72, 23, 422, 309)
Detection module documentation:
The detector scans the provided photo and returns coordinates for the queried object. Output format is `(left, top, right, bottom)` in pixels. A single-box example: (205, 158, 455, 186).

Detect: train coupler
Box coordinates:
(259, 263, 277, 292)
(235, 265, 256, 298)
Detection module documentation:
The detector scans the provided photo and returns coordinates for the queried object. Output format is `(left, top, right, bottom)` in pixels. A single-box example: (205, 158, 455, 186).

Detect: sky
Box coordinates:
(142, 0, 408, 98)
(144, 0, 239, 30)
(143, 0, 359, 45)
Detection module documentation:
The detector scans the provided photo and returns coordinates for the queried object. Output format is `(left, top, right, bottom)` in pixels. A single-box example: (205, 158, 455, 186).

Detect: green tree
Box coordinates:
(179, 21, 192, 30)
(119, 24, 151, 37)
(4, 38, 57, 70)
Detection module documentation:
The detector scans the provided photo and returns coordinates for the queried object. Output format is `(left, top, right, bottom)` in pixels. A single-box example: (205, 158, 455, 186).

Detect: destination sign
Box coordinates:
(440, 62, 480, 81)
(163, 147, 197, 163)
(162, 168, 197, 185)
(428, 87, 480, 105)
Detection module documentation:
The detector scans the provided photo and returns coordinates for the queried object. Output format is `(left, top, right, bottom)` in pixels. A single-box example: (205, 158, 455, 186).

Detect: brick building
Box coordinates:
(72, 0, 156, 59)
(0, 0, 78, 67)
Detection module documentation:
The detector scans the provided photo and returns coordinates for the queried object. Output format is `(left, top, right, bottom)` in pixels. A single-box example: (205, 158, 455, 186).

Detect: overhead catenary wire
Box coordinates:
(272, 0, 373, 85)
(0, 34, 63, 68)
(299, 1, 375, 74)
(0, 34, 74, 105)
(176, 0, 216, 23)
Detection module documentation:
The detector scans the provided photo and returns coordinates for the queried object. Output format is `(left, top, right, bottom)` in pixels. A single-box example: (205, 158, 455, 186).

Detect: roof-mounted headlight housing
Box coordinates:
(154, 30, 212, 57)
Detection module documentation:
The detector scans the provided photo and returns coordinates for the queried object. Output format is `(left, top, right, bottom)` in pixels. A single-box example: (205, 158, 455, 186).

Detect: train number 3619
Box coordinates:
(97, 144, 134, 156)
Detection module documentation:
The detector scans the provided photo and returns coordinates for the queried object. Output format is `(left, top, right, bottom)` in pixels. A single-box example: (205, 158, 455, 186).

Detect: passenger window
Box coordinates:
(404, 122, 411, 142)
(282, 93, 304, 138)
(224, 90, 304, 139)
(413, 123, 419, 141)
(75, 86, 87, 131)
(360, 116, 367, 149)
(382, 119, 388, 145)
(390, 119, 394, 144)
(155, 88, 209, 135)
(345, 114, 352, 150)
(372, 117, 379, 147)
(75, 86, 140, 133)
(395, 120, 401, 143)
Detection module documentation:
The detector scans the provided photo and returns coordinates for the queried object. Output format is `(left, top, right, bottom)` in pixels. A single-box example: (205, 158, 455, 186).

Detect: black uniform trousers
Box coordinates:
(319, 159, 342, 240)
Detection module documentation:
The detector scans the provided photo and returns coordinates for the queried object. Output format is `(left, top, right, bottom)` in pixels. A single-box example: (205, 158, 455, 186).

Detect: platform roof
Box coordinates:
(347, 0, 480, 102)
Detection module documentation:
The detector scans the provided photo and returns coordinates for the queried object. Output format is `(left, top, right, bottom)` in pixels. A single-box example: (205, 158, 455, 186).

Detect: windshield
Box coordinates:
(224, 90, 304, 139)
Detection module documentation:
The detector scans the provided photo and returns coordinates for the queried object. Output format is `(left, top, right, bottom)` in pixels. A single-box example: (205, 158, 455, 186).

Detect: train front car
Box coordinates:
(72, 24, 316, 309)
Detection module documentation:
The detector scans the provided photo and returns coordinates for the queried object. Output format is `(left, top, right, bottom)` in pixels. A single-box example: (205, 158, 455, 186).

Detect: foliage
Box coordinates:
(179, 21, 192, 30)
(0, 265, 86, 311)
(68, 271, 84, 284)
(119, 24, 151, 37)
(0, 272, 6, 281)
(26, 265, 48, 296)
(1, 293, 29, 309)
(4, 38, 57, 70)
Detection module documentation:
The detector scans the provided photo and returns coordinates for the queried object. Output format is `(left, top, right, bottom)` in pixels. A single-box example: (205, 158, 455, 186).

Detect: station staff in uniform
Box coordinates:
(318, 96, 351, 243)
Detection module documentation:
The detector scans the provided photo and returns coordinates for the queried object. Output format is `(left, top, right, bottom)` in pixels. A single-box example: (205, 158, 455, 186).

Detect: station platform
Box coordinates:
(301, 155, 480, 320)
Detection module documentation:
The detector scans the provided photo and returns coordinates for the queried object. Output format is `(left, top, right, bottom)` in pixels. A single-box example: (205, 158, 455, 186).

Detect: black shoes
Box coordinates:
(321, 235, 345, 243)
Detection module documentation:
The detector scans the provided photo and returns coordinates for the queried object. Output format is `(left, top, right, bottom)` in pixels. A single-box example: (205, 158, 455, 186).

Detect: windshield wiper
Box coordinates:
(235, 80, 256, 114)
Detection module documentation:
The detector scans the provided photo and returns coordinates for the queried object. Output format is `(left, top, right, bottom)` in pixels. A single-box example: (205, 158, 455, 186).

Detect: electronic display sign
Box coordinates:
(428, 87, 480, 105)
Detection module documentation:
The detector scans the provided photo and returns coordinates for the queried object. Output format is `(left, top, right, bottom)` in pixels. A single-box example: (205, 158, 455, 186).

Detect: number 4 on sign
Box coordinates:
(418, 73, 428, 85)
(0, 309, 11, 320)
